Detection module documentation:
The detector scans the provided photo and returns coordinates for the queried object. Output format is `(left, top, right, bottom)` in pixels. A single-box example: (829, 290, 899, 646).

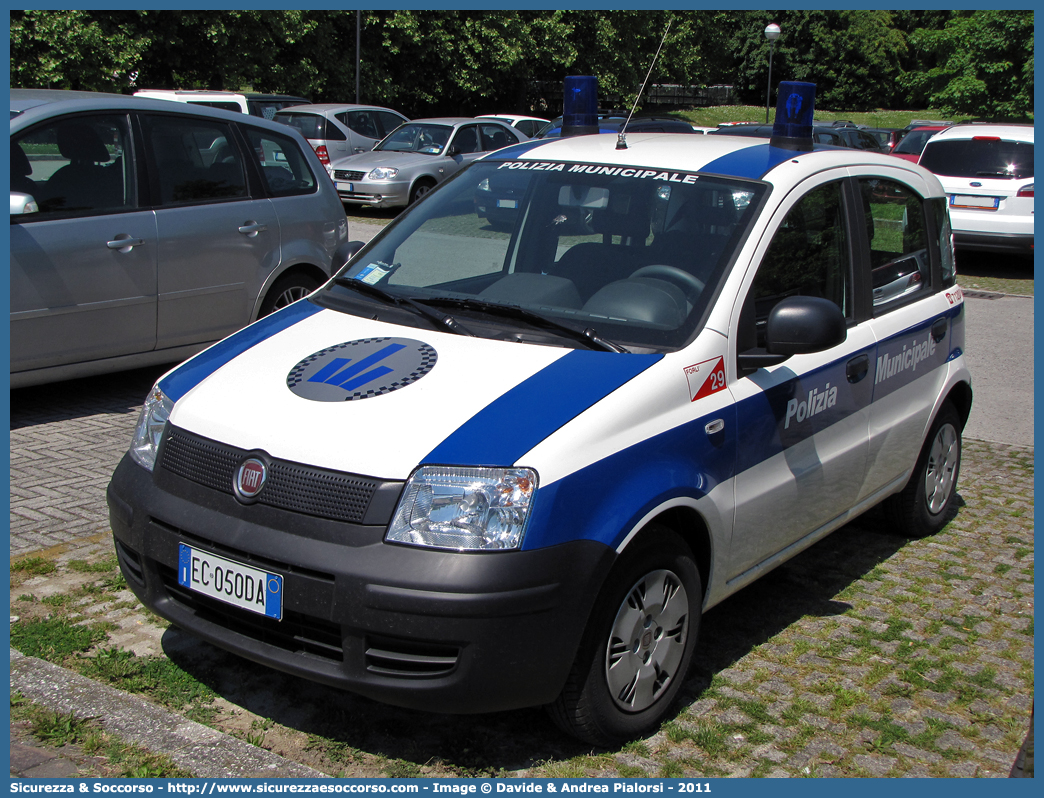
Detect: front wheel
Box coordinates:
(549, 526, 701, 746)
(886, 402, 962, 537)
(409, 180, 435, 205)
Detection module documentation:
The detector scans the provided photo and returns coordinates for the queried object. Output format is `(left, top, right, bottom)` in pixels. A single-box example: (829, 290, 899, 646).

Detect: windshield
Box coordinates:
(316, 159, 765, 353)
(920, 138, 1033, 179)
(375, 123, 451, 155)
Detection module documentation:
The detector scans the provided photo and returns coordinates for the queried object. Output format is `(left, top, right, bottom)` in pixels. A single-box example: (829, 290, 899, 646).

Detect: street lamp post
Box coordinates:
(764, 23, 781, 123)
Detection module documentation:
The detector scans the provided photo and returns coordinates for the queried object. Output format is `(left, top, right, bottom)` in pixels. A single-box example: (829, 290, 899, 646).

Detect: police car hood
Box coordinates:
(160, 302, 658, 480)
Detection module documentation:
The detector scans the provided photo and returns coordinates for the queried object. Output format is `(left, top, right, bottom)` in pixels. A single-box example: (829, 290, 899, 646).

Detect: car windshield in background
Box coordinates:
(919, 139, 1033, 179)
(893, 129, 938, 156)
(376, 123, 451, 154)
(318, 160, 765, 352)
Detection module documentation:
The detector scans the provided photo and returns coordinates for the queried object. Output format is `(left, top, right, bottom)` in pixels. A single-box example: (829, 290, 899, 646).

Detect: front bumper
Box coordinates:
(333, 178, 410, 208)
(106, 454, 614, 714)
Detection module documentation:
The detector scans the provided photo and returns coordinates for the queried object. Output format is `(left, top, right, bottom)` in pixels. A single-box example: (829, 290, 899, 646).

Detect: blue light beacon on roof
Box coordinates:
(561, 75, 600, 138)
(770, 81, 816, 151)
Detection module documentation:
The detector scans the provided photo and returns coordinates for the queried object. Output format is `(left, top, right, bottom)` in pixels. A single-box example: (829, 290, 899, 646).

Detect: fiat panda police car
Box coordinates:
(107, 82, 971, 745)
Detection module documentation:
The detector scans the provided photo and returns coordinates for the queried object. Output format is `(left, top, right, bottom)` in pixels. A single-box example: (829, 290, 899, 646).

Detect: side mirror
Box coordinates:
(333, 240, 366, 270)
(11, 192, 39, 216)
(738, 295, 847, 370)
(447, 145, 461, 157)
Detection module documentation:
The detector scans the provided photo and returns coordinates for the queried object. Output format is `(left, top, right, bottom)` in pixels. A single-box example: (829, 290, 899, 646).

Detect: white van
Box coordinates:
(133, 90, 311, 120)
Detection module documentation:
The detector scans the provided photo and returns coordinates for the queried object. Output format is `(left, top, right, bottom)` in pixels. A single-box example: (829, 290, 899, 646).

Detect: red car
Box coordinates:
(889, 125, 947, 163)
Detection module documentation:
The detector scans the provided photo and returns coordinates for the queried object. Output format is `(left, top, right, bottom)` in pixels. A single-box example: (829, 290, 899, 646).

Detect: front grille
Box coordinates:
(157, 563, 344, 662)
(160, 426, 379, 524)
(333, 170, 365, 181)
(365, 635, 460, 678)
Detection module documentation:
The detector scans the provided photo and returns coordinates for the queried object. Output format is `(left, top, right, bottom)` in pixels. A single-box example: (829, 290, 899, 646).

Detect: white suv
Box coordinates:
(918, 123, 1033, 255)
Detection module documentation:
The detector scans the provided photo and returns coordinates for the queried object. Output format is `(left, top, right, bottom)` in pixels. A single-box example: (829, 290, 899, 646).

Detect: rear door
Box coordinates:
(141, 111, 280, 349)
(10, 112, 158, 372)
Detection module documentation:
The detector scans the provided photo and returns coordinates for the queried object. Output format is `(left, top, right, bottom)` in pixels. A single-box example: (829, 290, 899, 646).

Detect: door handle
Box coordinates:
(931, 318, 948, 343)
(106, 236, 145, 252)
(846, 354, 870, 384)
(238, 222, 268, 236)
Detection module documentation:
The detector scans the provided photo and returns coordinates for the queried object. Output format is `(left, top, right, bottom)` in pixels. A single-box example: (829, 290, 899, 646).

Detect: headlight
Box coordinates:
(128, 385, 174, 472)
(387, 466, 537, 551)
(367, 167, 399, 180)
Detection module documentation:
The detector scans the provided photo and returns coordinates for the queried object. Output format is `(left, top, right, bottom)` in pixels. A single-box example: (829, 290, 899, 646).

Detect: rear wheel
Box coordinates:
(259, 273, 320, 317)
(549, 526, 701, 746)
(886, 402, 962, 537)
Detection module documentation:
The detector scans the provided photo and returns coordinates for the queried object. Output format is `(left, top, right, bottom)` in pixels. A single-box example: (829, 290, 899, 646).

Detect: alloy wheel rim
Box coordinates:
(924, 422, 959, 515)
(605, 568, 689, 712)
(275, 285, 311, 309)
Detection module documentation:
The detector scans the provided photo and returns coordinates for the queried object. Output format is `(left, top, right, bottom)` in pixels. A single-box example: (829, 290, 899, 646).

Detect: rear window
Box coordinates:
(275, 112, 325, 139)
(920, 138, 1033, 179)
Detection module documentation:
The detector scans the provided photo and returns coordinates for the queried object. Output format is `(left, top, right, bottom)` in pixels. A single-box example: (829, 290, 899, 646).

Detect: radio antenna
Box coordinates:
(617, 19, 672, 150)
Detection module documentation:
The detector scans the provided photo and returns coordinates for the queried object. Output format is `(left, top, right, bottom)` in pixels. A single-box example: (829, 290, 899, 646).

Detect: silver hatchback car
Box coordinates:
(10, 89, 353, 387)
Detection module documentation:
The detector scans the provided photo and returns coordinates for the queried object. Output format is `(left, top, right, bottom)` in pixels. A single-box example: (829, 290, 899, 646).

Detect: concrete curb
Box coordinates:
(10, 648, 326, 779)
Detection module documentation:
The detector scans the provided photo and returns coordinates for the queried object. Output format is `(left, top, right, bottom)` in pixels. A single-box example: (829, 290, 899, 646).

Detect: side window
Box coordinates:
(13, 114, 135, 216)
(741, 181, 851, 351)
(339, 111, 380, 140)
(479, 124, 519, 152)
(929, 197, 957, 288)
(858, 178, 931, 310)
(143, 115, 247, 206)
(376, 112, 407, 137)
(244, 127, 317, 196)
(451, 125, 481, 154)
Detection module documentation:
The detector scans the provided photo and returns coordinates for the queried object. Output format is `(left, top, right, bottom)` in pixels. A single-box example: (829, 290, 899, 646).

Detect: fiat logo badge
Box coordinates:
(234, 458, 268, 503)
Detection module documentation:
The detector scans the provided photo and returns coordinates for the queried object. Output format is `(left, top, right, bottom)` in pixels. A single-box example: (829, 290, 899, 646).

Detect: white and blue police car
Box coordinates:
(108, 82, 971, 745)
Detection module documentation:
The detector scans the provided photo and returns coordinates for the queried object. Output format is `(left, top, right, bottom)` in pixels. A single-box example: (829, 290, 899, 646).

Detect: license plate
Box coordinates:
(336, 182, 354, 192)
(178, 543, 283, 620)
(951, 194, 999, 210)
(496, 199, 518, 209)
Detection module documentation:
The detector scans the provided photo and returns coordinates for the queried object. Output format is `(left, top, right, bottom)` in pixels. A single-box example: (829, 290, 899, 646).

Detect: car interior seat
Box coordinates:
(11, 140, 37, 196)
(41, 122, 117, 212)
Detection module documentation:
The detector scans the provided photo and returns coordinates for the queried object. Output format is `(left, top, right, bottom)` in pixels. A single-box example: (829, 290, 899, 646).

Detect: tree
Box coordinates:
(903, 10, 1033, 119)
(10, 10, 148, 92)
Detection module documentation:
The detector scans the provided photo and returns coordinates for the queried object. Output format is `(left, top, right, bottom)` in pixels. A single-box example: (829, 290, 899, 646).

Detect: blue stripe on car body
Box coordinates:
(700, 144, 801, 180)
(160, 300, 323, 402)
(422, 350, 662, 467)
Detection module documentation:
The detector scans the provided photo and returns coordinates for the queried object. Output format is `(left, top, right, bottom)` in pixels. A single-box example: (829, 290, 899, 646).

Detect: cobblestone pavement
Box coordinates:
(10, 440, 1033, 778)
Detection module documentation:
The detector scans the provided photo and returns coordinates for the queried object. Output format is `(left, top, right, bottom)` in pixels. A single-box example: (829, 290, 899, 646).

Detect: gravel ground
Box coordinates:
(10, 438, 1034, 778)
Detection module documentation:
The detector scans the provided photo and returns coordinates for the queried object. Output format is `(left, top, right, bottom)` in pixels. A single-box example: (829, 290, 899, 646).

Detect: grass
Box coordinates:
(676, 105, 972, 130)
(11, 694, 194, 778)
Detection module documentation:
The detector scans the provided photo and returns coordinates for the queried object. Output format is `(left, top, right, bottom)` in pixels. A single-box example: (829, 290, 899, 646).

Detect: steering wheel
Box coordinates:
(629, 264, 705, 300)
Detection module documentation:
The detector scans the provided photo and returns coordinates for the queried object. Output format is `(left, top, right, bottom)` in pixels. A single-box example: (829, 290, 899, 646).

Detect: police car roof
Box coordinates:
(490, 131, 946, 191)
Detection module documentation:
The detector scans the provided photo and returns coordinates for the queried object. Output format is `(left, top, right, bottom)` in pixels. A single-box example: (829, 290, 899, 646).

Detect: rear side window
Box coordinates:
(920, 138, 1033, 179)
(244, 127, 317, 196)
(188, 101, 243, 113)
(13, 114, 136, 216)
(142, 115, 247, 206)
(276, 112, 325, 139)
(859, 179, 931, 311)
(929, 197, 957, 288)
(479, 124, 519, 152)
(375, 111, 408, 137)
(338, 110, 381, 140)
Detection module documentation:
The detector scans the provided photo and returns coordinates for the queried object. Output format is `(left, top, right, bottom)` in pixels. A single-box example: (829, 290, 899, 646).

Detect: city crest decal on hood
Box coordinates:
(287, 338, 437, 402)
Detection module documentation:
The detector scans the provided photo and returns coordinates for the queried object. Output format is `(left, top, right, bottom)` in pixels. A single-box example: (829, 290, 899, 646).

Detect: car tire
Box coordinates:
(259, 273, 321, 317)
(548, 525, 701, 746)
(886, 401, 962, 538)
(409, 180, 435, 205)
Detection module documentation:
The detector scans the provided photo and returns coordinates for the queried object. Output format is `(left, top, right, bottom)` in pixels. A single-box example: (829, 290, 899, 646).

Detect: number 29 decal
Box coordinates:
(684, 356, 726, 403)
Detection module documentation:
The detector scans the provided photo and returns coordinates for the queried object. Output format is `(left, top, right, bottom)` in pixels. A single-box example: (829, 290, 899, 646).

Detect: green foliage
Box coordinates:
(11, 556, 58, 575)
(903, 11, 1034, 119)
(8, 10, 1034, 120)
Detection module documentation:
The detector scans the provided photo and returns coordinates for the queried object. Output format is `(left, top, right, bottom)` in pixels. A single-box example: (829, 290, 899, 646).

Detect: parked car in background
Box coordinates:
(10, 88, 353, 387)
(710, 123, 880, 150)
(275, 103, 409, 168)
(133, 89, 310, 119)
(918, 123, 1034, 254)
(328, 117, 526, 208)
(476, 114, 549, 138)
(889, 125, 948, 163)
(535, 116, 698, 138)
(861, 127, 903, 151)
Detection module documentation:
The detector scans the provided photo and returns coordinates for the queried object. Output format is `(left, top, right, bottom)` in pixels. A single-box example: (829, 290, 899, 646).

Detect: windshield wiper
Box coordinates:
(333, 277, 476, 337)
(416, 296, 629, 353)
